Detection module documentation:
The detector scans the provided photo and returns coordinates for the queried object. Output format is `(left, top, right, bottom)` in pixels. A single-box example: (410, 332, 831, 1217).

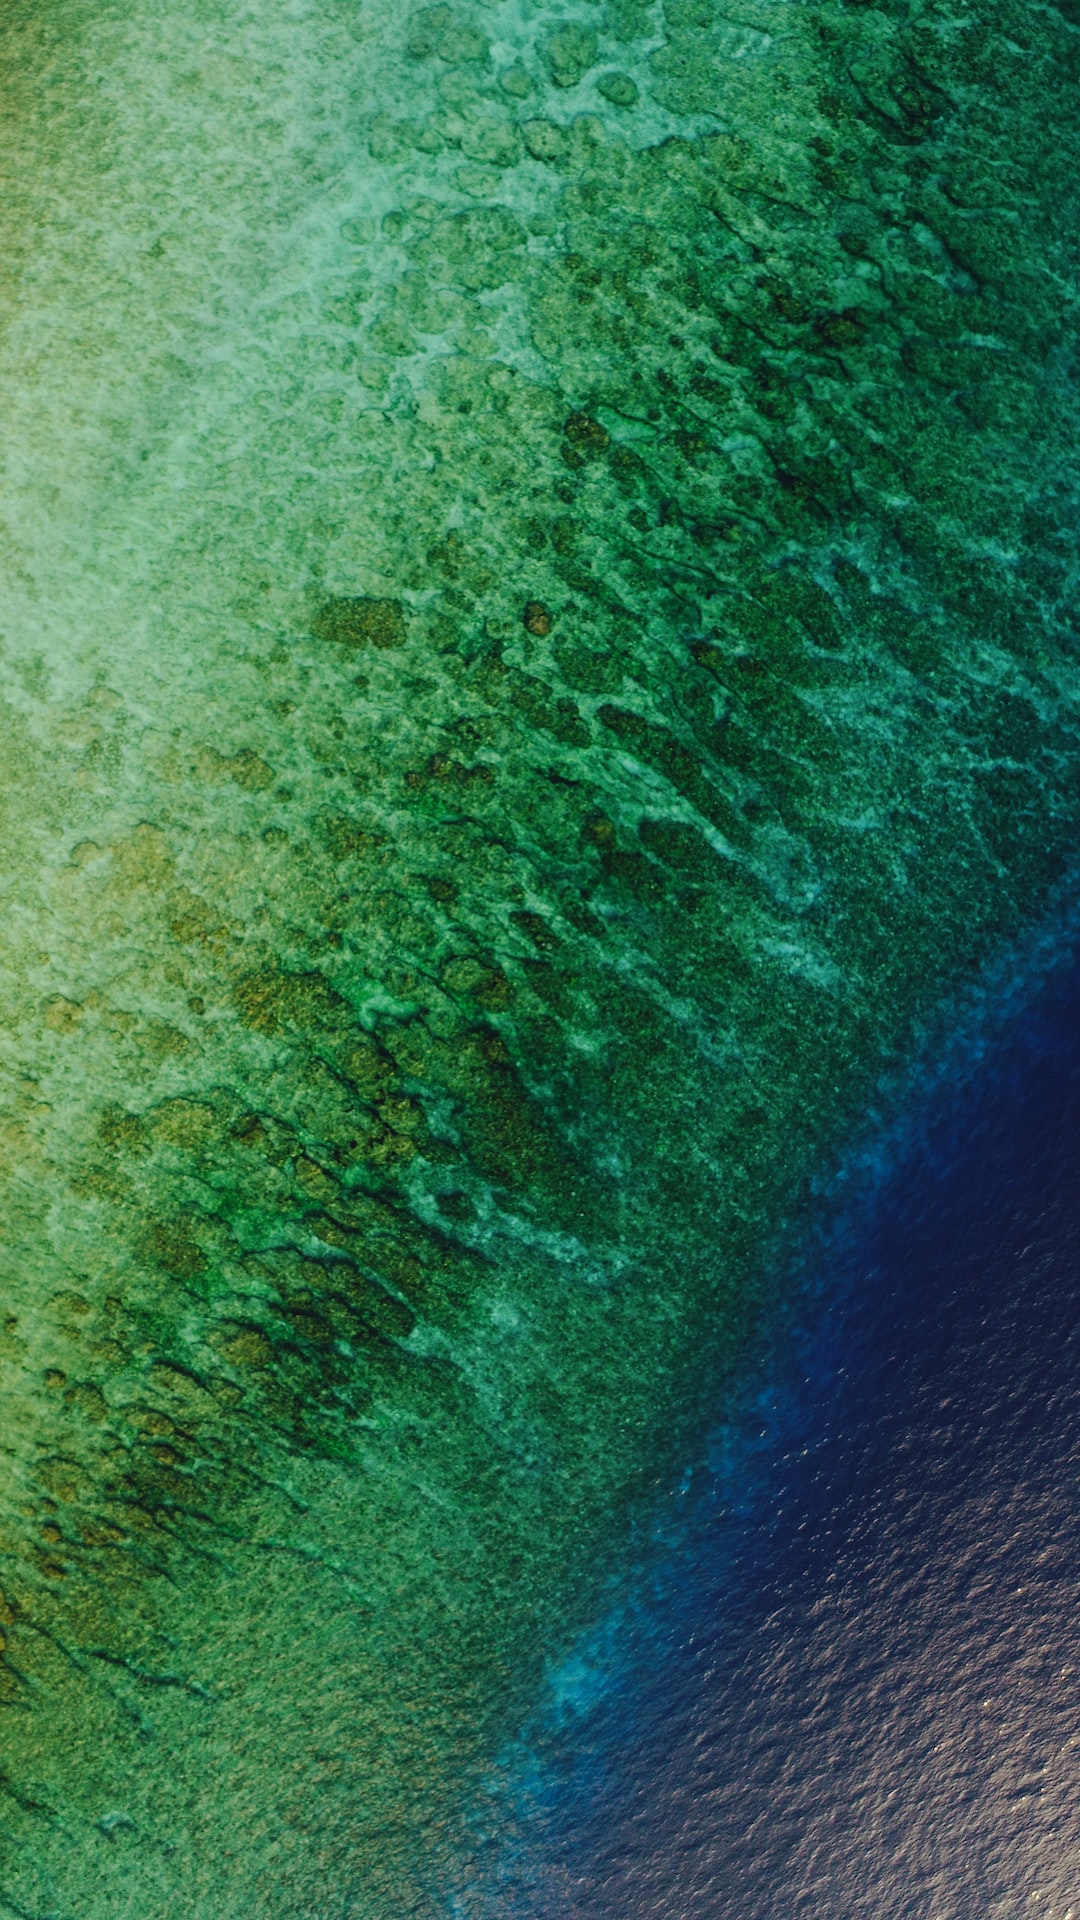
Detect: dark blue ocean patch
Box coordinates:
(478, 931, 1080, 1920)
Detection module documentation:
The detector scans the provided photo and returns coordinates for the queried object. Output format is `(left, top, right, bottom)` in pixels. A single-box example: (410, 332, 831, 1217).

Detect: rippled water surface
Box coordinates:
(502, 949, 1080, 1918)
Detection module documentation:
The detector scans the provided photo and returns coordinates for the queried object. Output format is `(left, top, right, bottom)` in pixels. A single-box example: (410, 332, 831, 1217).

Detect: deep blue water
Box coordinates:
(495, 943, 1080, 1919)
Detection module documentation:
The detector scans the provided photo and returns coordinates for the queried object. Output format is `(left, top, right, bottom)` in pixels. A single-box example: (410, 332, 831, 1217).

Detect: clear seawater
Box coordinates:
(487, 932, 1080, 1918)
(0, 0, 1076, 1910)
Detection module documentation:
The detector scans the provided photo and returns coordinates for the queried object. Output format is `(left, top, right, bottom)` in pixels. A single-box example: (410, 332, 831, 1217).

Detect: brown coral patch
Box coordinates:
(313, 595, 407, 648)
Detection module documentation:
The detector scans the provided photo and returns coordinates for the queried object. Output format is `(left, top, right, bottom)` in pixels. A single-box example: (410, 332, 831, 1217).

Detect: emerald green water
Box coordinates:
(0, 0, 1076, 1911)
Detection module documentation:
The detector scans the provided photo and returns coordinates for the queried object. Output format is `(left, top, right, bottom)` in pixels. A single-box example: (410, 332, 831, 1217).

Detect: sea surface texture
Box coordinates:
(0, 0, 1076, 1913)
(487, 940, 1080, 1919)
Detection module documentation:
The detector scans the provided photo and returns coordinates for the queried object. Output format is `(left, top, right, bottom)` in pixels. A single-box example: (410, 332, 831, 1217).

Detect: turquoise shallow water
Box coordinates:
(0, 0, 1076, 1911)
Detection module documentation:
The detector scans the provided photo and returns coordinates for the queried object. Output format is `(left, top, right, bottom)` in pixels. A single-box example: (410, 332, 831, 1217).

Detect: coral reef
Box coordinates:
(0, 0, 1076, 1910)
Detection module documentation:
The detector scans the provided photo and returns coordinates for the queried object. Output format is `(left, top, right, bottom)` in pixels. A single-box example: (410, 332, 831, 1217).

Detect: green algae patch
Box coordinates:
(0, 0, 1076, 1912)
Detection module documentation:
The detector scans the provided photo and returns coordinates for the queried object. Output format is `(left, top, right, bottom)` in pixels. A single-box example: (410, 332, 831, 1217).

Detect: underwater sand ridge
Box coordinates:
(0, 0, 1077, 1912)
